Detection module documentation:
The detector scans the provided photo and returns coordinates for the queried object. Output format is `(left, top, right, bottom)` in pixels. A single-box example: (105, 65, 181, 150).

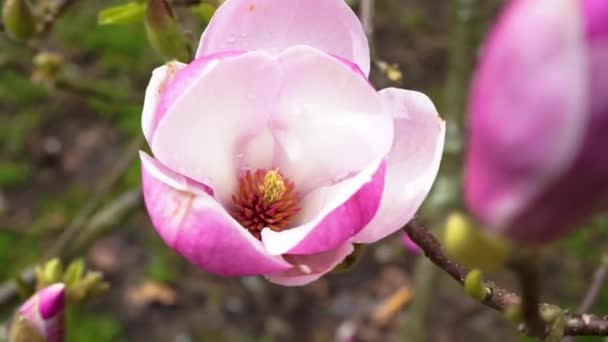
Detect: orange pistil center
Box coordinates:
(232, 169, 300, 239)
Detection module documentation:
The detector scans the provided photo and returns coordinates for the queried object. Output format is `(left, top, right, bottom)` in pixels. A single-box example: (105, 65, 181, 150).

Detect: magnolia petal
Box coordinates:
(141, 152, 292, 276)
(265, 243, 354, 286)
(261, 159, 385, 255)
(142, 51, 245, 146)
(272, 46, 393, 195)
(151, 51, 282, 205)
(142, 61, 186, 144)
(583, 0, 608, 39)
(464, 0, 589, 230)
(196, 0, 370, 76)
(353, 89, 445, 243)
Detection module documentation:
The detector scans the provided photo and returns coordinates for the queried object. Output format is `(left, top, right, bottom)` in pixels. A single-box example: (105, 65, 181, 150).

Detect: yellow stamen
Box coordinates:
(259, 170, 286, 203)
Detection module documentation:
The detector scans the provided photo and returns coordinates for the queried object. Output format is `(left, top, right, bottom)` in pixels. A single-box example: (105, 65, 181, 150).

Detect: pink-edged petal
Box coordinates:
(261, 159, 385, 255)
(142, 61, 186, 144)
(151, 51, 282, 205)
(265, 243, 354, 286)
(465, 0, 589, 229)
(196, 0, 370, 76)
(353, 88, 445, 243)
(272, 46, 393, 195)
(141, 152, 291, 276)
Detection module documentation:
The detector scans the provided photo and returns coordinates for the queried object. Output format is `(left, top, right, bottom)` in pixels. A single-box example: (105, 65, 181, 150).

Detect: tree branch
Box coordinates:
(403, 220, 608, 336)
(37, 0, 76, 36)
(512, 260, 545, 338)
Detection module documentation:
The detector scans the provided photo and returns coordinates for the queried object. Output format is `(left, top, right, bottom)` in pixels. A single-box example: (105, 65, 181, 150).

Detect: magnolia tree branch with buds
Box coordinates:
(404, 220, 608, 337)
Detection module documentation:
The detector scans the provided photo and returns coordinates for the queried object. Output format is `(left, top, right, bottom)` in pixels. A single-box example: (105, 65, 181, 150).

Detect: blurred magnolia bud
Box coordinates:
(375, 60, 403, 83)
(444, 212, 511, 271)
(145, 0, 191, 62)
(2, 0, 36, 41)
(10, 284, 65, 342)
(32, 52, 64, 87)
(465, 0, 608, 244)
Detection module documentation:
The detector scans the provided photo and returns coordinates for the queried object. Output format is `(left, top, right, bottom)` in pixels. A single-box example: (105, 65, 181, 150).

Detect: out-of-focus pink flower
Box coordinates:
(14, 284, 65, 342)
(141, 0, 445, 286)
(465, 0, 608, 243)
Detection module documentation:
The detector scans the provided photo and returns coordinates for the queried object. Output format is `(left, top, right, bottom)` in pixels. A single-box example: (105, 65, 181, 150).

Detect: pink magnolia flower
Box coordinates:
(141, 0, 445, 285)
(465, 0, 608, 243)
(13, 284, 65, 342)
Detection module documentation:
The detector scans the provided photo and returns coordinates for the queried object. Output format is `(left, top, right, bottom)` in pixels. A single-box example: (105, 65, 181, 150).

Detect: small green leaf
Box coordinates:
(98, 2, 146, 26)
(63, 259, 85, 287)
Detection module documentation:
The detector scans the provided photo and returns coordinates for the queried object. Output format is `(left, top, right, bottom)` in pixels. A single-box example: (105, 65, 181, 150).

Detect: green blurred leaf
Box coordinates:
(191, 3, 216, 24)
(0, 162, 31, 188)
(66, 307, 122, 342)
(145, 0, 192, 62)
(64, 259, 86, 287)
(98, 2, 146, 26)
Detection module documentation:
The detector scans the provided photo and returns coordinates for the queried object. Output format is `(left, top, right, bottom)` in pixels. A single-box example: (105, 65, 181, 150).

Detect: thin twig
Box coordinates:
(37, 0, 76, 36)
(47, 135, 144, 258)
(512, 260, 545, 338)
(403, 220, 608, 336)
(578, 258, 608, 313)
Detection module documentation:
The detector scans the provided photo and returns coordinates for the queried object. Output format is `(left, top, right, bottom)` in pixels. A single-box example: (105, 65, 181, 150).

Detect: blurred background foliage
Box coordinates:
(0, 0, 607, 341)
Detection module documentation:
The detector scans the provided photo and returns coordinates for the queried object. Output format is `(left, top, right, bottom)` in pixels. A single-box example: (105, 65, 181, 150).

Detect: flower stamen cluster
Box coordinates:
(232, 169, 300, 239)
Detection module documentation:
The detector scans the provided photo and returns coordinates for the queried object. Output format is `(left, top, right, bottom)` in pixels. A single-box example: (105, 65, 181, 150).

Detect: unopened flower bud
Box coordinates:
(10, 284, 65, 342)
(464, 269, 489, 301)
(32, 52, 64, 87)
(444, 212, 511, 271)
(2, 0, 36, 41)
(145, 0, 191, 62)
(465, 0, 608, 244)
